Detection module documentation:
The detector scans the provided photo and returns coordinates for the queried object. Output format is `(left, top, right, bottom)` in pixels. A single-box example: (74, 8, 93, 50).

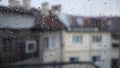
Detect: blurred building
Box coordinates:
(9, 0, 21, 7)
(0, 5, 40, 64)
(0, 2, 64, 66)
(0, 1, 120, 68)
(23, 0, 31, 10)
(39, 5, 120, 68)
(0, 0, 42, 64)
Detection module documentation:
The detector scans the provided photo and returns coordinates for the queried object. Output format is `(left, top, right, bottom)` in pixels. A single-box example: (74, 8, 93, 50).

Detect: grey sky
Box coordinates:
(0, 0, 120, 17)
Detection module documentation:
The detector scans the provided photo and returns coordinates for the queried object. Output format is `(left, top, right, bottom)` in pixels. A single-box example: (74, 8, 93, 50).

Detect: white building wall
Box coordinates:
(62, 32, 112, 51)
(62, 31, 119, 68)
(40, 31, 119, 68)
(41, 32, 61, 63)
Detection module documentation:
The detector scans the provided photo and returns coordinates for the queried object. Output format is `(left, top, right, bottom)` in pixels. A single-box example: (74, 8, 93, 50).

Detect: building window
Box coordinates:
(112, 34, 120, 40)
(28, 43, 34, 50)
(43, 37, 57, 49)
(43, 37, 49, 48)
(92, 35, 102, 42)
(25, 40, 37, 53)
(76, 18, 84, 25)
(92, 56, 101, 68)
(112, 43, 119, 48)
(92, 56, 100, 62)
(49, 37, 56, 49)
(111, 59, 118, 68)
(69, 57, 79, 63)
(72, 35, 83, 43)
(2, 38, 15, 53)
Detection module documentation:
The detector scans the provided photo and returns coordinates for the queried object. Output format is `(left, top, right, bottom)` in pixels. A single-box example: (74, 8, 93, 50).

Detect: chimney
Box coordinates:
(9, 0, 20, 7)
(40, 2, 50, 16)
(51, 4, 61, 14)
(23, 0, 31, 10)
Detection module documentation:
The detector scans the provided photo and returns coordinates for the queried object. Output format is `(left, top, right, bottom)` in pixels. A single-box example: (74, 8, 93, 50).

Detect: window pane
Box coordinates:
(49, 37, 56, 49)
(43, 37, 49, 48)
(92, 56, 100, 62)
(69, 57, 79, 62)
(2, 38, 16, 53)
(72, 35, 82, 43)
(93, 35, 102, 42)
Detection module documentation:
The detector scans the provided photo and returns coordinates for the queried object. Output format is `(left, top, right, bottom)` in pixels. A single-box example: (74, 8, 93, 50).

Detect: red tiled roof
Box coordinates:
(99, 17, 120, 32)
(58, 14, 120, 32)
(0, 6, 120, 32)
(36, 11, 66, 31)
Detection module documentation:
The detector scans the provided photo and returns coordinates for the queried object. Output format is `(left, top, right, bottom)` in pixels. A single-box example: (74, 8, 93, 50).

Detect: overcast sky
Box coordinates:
(0, 0, 120, 17)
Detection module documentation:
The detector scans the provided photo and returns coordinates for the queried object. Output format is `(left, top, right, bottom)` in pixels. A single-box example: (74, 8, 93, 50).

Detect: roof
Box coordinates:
(56, 13, 120, 32)
(35, 11, 67, 31)
(0, 6, 39, 29)
(0, 6, 66, 31)
(0, 6, 38, 16)
(0, 6, 120, 32)
(99, 17, 120, 32)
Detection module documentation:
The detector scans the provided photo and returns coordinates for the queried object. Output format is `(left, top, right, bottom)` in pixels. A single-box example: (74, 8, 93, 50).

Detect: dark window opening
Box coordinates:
(92, 56, 100, 62)
(111, 59, 118, 68)
(93, 35, 102, 42)
(112, 43, 119, 48)
(43, 37, 49, 49)
(112, 34, 120, 40)
(2, 38, 16, 53)
(69, 57, 79, 63)
(92, 56, 101, 68)
(28, 43, 34, 50)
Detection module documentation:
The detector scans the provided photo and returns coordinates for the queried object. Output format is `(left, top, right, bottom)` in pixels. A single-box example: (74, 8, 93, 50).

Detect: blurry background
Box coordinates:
(0, 0, 120, 17)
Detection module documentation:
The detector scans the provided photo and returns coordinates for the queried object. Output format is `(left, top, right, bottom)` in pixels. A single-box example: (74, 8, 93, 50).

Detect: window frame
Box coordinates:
(92, 56, 100, 62)
(72, 35, 83, 43)
(2, 38, 16, 54)
(49, 36, 57, 49)
(43, 36, 57, 50)
(69, 56, 79, 63)
(43, 37, 49, 49)
(92, 35, 102, 43)
(25, 40, 37, 53)
(76, 18, 84, 25)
